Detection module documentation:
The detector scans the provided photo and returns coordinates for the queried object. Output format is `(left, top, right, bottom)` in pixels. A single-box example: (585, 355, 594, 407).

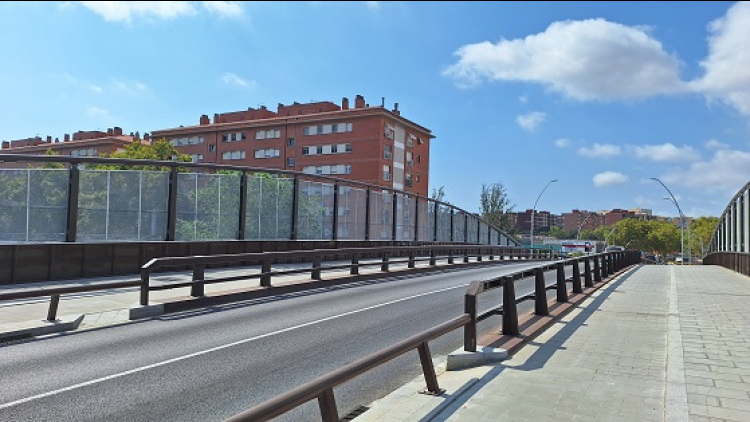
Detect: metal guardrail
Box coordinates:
(703, 251, 750, 276)
(225, 250, 641, 422)
(139, 245, 555, 306)
(0, 280, 140, 322)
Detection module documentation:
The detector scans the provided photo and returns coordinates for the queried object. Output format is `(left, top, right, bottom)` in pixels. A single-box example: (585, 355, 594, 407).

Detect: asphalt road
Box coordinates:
(0, 260, 573, 422)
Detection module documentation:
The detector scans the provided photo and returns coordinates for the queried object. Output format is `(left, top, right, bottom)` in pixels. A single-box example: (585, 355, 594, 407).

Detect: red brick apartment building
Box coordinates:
(0, 127, 142, 167)
(150, 94, 433, 197)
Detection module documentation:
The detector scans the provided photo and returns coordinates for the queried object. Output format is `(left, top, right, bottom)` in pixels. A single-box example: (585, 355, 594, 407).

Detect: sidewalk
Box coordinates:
(357, 264, 750, 422)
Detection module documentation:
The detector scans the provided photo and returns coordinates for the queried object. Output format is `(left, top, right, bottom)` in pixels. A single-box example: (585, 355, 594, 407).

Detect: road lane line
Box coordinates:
(0, 283, 467, 409)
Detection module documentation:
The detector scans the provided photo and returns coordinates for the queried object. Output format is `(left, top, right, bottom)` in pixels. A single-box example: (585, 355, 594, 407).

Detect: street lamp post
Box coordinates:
(651, 177, 685, 266)
(665, 196, 691, 264)
(530, 179, 558, 249)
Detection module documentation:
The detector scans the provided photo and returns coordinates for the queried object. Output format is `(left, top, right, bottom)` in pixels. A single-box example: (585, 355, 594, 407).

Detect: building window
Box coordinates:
(302, 146, 310, 155)
(316, 145, 323, 154)
(288, 138, 295, 147)
(383, 165, 391, 181)
(344, 164, 351, 174)
(406, 151, 413, 167)
(405, 172, 413, 187)
(416, 154, 421, 163)
(345, 144, 352, 153)
(384, 123, 395, 140)
(231, 133, 237, 141)
(191, 154, 203, 162)
(384, 145, 392, 160)
(209, 144, 216, 152)
(222, 150, 246, 160)
(254, 149, 280, 159)
(222, 134, 228, 142)
(407, 135, 415, 147)
(287, 157, 295, 167)
(241, 132, 246, 140)
(331, 144, 338, 154)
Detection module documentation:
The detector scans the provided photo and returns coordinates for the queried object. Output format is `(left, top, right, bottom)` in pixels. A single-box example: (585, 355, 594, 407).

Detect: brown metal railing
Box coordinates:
(703, 251, 750, 276)
(225, 250, 641, 422)
(139, 244, 554, 306)
(0, 279, 140, 322)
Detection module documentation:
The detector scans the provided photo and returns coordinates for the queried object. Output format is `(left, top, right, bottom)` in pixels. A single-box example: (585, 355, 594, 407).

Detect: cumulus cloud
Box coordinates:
(661, 149, 750, 195)
(578, 143, 621, 158)
(202, 1, 243, 18)
(114, 80, 149, 95)
(516, 111, 546, 131)
(593, 171, 628, 187)
(631, 143, 701, 162)
(690, 2, 750, 116)
(221, 72, 256, 89)
(86, 106, 111, 119)
(79, 1, 243, 22)
(442, 18, 687, 100)
(705, 139, 729, 149)
(555, 138, 570, 148)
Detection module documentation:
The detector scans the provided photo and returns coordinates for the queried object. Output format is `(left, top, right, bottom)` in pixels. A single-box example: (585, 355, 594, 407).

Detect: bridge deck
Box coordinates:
(359, 265, 750, 422)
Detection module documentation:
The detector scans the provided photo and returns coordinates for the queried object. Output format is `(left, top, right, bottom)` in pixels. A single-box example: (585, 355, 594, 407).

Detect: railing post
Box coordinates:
(502, 277, 519, 336)
(447, 248, 454, 264)
(351, 253, 359, 275)
(318, 389, 339, 422)
(65, 164, 80, 242)
(140, 267, 150, 306)
(556, 263, 568, 302)
(464, 289, 478, 352)
(477, 247, 483, 262)
(594, 256, 602, 283)
(47, 294, 60, 321)
(414, 196, 419, 242)
(364, 187, 371, 241)
(291, 176, 300, 240)
(261, 259, 272, 287)
(430, 248, 437, 265)
(433, 202, 439, 242)
(166, 167, 178, 241)
(534, 268, 548, 316)
(449, 208, 454, 242)
(191, 264, 205, 297)
(237, 172, 247, 240)
(572, 259, 582, 294)
(418, 341, 443, 395)
(584, 257, 593, 287)
(381, 253, 390, 272)
(312, 256, 322, 280)
(408, 250, 415, 268)
(332, 183, 340, 241)
(463, 248, 470, 263)
(391, 191, 398, 241)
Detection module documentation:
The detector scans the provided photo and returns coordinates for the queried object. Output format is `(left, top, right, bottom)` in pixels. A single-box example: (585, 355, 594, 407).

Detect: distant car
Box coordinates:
(605, 245, 625, 252)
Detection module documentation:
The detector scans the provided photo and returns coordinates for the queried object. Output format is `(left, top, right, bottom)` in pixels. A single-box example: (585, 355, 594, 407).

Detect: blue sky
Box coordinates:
(1, 1, 749, 219)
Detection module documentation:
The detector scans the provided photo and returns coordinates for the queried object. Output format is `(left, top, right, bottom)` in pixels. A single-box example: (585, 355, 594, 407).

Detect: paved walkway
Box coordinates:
(358, 265, 750, 422)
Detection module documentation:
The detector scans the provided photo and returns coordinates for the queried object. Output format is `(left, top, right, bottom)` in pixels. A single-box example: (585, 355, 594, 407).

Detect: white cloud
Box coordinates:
(554, 138, 570, 148)
(443, 18, 687, 100)
(578, 143, 621, 158)
(661, 149, 750, 195)
(61, 73, 102, 93)
(516, 111, 546, 131)
(365, 1, 380, 10)
(518, 94, 528, 104)
(79, 1, 197, 22)
(690, 2, 750, 116)
(86, 106, 111, 119)
(631, 143, 701, 162)
(79, 1, 243, 22)
(114, 80, 149, 95)
(705, 139, 729, 149)
(201, 1, 243, 18)
(593, 171, 628, 187)
(221, 72, 256, 89)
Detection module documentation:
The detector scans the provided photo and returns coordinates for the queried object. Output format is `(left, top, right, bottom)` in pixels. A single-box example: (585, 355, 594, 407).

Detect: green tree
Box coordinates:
(480, 181, 516, 235)
(94, 138, 191, 170)
(689, 216, 719, 258)
(548, 226, 572, 239)
(430, 186, 448, 204)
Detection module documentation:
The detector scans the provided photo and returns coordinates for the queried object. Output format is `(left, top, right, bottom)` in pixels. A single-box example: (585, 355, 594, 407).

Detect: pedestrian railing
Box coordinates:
(225, 250, 641, 422)
(139, 245, 554, 306)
